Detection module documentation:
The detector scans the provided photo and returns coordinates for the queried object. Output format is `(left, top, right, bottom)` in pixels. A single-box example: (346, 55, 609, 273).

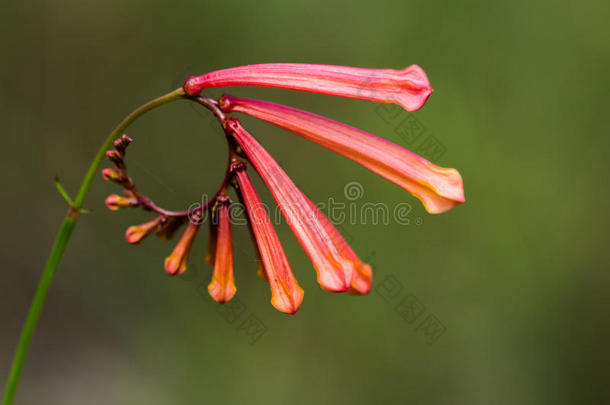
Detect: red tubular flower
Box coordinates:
(208, 199, 236, 303)
(233, 163, 304, 314)
(225, 118, 365, 292)
(220, 95, 465, 214)
(184, 63, 433, 111)
(164, 221, 199, 276)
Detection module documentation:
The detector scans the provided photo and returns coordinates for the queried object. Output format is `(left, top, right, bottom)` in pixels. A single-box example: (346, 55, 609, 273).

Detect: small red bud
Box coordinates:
(106, 150, 124, 168)
(113, 134, 133, 154)
(101, 167, 133, 188)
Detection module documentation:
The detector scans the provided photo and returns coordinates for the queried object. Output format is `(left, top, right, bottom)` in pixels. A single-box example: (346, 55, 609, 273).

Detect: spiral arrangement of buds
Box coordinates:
(102, 63, 466, 314)
(103, 135, 189, 242)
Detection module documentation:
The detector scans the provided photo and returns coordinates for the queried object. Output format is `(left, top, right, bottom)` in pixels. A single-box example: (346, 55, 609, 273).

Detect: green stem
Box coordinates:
(2, 87, 186, 405)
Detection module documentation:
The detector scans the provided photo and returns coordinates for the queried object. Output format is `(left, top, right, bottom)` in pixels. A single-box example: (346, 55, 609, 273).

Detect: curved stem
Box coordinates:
(2, 87, 186, 405)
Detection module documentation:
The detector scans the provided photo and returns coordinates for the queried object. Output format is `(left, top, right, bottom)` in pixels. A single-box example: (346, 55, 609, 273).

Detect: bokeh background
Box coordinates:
(1, 0, 609, 404)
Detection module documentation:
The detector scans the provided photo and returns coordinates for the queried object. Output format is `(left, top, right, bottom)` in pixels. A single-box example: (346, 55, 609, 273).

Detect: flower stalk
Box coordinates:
(2, 88, 186, 405)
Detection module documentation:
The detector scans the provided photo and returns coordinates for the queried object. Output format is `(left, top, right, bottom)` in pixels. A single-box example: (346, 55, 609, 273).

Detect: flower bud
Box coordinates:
(125, 216, 164, 244)
(102, 168, 121, 182)
(113, 134, 133, 154)
(164, 220, 200, 276)
(105, 191, 138, 211)
(106, 150, 125, 169)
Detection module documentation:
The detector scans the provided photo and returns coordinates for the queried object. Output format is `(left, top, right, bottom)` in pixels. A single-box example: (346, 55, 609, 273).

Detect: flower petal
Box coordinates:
(185, 63, 433, 111)
(220, 96, 465, 214)
(208, 200, 236, 303)
(226, 118, 361, 292)
(233, 163, 304, 314)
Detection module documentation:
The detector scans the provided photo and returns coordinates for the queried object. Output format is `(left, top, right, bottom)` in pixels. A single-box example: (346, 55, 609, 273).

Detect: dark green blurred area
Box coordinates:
(1, 0, 609, 404)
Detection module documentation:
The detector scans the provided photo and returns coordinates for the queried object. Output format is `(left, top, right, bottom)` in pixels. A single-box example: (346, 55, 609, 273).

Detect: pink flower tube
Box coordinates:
(184, 63, 433, 111)
(225, 118, 363, 293)
(219, 96, 465, 214)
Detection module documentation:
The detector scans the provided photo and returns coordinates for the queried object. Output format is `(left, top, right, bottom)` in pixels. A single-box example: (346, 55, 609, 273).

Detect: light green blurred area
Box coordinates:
(1, 0, 609, 404)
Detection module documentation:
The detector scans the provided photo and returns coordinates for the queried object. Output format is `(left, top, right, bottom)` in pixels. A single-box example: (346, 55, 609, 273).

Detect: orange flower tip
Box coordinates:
(125, 216, 163, 244)
(104, 193, 138, 211)
(208, 282, 237, 304)
(163, 223, 199, 276)
(420, 168, 465, 214)
(164, 255, 186, 276)
(423, 197, 463, 214)
(271, 287, 304, 315)
(125, 225, 146, 243)
(347, 263, 373, 295)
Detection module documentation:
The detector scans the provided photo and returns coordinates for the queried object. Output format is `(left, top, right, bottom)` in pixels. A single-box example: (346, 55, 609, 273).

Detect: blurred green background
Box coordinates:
(1, 0, 609, 404)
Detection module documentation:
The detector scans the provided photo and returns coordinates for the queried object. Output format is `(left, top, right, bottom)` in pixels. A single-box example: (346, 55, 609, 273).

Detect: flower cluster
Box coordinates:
(103, 63, 465, 314)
